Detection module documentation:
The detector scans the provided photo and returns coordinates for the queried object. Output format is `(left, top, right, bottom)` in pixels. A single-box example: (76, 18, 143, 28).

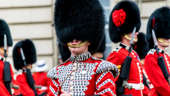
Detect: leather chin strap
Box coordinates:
(67, 41, 88, 48)
(124, 34, 138, 43)
(158, 38, 170, 46)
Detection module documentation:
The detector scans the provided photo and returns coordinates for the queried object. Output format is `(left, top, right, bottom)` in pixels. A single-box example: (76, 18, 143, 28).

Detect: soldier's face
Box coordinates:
(0, 47, 9, 57)
(23, 64, 32, 69)
(124, 32, 138, 43)
(67, 40, 90, 56)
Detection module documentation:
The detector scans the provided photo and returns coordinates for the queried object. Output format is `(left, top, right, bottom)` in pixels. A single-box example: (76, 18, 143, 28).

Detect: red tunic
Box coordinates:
(16, 71, 35, 96)
(12, 79, 22, 96)
(33, 72, 50, 95)
(47, 52, 118, 96)
(0, 60, 11, 96)
(107, 44, 144, 96)
(142, 69, 158, 96)
(144, 49, 170, 96)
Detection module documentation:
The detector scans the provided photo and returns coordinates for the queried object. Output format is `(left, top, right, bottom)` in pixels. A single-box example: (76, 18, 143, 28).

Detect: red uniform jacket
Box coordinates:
(16, 71, 35, 96)
(143, 69, 158, 96)
(107, 44, 144, 96)
(47, 52, 118, 96)
(33, 72, 50, 95)
(144, 49, 170, 96)
(12, 79, 22, 96)
(0, 57, 14, 96)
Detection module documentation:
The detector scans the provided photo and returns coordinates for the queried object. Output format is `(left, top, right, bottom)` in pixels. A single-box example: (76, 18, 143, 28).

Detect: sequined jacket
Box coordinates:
(47, 52, 118, 96)
(144, 49, 170, 96)
(107, 44, 144, 96)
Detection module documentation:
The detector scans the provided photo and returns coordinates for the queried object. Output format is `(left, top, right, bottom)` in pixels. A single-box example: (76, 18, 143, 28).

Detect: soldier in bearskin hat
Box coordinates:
(58, 35, 105, 63)
(47, 0, 118, 95)
(12, 39, 38, 96)
(106, 0, 149, 96)
(0, 19, 13, 96)
(56, 0, 106, 63)
(144, 6, 170, 96)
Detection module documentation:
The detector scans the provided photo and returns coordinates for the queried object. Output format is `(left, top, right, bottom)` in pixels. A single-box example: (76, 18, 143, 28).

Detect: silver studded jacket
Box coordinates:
(47, 52, 118, 96)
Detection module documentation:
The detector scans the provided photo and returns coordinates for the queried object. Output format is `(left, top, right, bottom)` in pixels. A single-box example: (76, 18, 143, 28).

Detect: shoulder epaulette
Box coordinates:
(14, 70, 23, 80)
(91, 56, 101, 60)
(147, 49, 156, 55)
(47, 66, 58, 79)
(96, 60, 119, 77)
(113, 46, 121, 52)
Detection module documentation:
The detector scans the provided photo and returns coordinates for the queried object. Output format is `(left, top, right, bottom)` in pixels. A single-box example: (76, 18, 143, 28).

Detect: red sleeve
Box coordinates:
(17, 74, 35, 96)
(48, 79, 60, 96)
(0, 61, 12, 96)
(0, 82, 11, 96)
(107, 51, 120, 65)
(144, 55, 170, 96)
(95, 71, 116, 96)
(107, 50, 126, 66)
(142, 85, 150, 96)
(44, 72, 51, 87)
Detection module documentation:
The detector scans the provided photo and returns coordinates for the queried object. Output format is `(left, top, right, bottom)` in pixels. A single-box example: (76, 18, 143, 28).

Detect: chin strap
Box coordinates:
(158, 38, 170, 46)
(67, 41, 88, 48)
(124, 33, 138, 43)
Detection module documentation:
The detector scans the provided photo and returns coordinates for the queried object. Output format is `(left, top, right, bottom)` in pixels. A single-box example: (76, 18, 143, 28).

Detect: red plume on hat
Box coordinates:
(109, 0, 141, 43)
(112, 9, 126, 27)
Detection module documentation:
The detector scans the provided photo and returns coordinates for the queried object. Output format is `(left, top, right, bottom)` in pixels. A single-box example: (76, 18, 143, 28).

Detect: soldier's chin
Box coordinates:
(124, 35, 138, 43)
(160, 43, 169, 48)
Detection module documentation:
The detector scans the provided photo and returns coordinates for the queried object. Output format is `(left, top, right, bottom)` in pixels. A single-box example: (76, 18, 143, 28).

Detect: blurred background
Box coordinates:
(0, 0, 169, 71)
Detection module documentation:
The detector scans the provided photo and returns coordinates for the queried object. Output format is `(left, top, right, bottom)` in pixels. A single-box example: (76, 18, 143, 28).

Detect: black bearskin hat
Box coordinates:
(13, 39, 37, 70)
(54, 0, 105, 54)
(58, 43, 71, 62)
(0, 19, 13, 47)
(146, 6, 170, 49)
(109, 0, 141, 43)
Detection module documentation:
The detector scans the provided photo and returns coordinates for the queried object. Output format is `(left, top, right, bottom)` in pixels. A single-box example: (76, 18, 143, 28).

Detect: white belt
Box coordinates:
(123, 81, 144, 90)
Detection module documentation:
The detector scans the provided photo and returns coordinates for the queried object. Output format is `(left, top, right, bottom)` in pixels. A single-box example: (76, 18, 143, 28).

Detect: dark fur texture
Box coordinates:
(55, 0, 105, 43)
(146, 6, 170, 49)
(58, 43, 71, 61)
(109, 0, 141, 43)
(54, 0, 106, 58)
(135, 32, 149, 59)
(13, 39, 37, 70)
(0, 19, 13, 47)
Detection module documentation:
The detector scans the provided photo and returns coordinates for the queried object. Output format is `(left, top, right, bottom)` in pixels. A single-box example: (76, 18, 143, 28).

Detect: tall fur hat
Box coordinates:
(0, 19, 13, 47)
(12, 39, 37, 70)
(146, 6, 170, 49)
(54, 0, 105, 53)
(109, 0, 141, 43)
(58, 43, 71, 62)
